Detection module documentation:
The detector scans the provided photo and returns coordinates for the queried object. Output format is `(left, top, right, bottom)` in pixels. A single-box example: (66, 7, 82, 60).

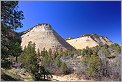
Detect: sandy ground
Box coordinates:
(52, 74, 87, 81)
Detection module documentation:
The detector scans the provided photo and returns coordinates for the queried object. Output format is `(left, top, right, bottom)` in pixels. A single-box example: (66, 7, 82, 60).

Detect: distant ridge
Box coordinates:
(66, 34, 113, 49)
(21, 24, 113, 51)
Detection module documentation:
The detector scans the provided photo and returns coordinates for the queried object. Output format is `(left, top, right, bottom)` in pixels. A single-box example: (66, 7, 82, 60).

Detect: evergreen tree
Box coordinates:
(60, 62, 68, 74)
(55, 56, 61, 67)
(81, 47, 92, 56)
(101, 45, 111, 57)
(20, 42, 51, 80)
(87, 54, 102, 77)
(41, 48, 48, 57)
(37, 48, 41, 61)
(59, 48, 63, 55)
(1, 1, 24, 68)
(109, 43, 121, 54)
(20, 41, 37, 73)
(52, 50, 58, 60)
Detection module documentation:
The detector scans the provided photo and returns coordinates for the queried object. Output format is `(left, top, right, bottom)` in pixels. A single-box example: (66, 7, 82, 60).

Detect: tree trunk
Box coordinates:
(44, 75, 45, 80)
(16, 56, 18, 62)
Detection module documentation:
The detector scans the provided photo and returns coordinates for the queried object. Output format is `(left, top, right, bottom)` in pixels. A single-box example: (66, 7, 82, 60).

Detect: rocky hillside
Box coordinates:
(66, 34, 113, 49)
(21, 23, 75, 52)
(21, 24, 113, 51)
(60, 44, 121, 81)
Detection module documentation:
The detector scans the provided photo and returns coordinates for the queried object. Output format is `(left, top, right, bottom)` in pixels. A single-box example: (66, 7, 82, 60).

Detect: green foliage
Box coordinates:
(42, 54, 49, 66)
(40, 48, 53, 69)
(20, 41, 38, 73)
(65, 37, 74, 40)
(55, 56, 61, 67)
(52, 51, 59, 59)
(86, 55, 102, 77)
(33, 65, 51, 81)
(109, 43, 121, 54)
(20, 42, 52, 81)
(1, 31, 22, 60)
(80, 46, 102, 78)
(38, 48, 71, 75)
(60, 62, 68, 74)
(80, 43, 120, 79)
(1, 1, 24, 30)
(83, 34, 92, 36)
(1, 59, 12, 69)
(1, 1, 24, 69)
(59, 48, 63, 55)
(81, 46, 93, 56)
(63, 50, 75, 57)
(91, 46, 99, 55)
(81, 34, 97, 37)
(101, 45, 111, 57)
(36, 44, 121, 80)
(41, 48, 48, 57)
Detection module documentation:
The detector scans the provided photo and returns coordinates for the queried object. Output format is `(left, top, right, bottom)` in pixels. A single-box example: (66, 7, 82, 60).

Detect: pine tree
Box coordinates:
(20, 41, 37, 73)
(87, 54, 102, 77)
(20, 42, 51, 80)
(1, 1, 24, 68)
(55, 56, 61, 67)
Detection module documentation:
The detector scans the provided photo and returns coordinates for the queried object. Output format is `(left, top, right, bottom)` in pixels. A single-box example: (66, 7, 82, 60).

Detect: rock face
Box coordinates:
(21, 23, 75, 52)
(66, 34, 113, 49)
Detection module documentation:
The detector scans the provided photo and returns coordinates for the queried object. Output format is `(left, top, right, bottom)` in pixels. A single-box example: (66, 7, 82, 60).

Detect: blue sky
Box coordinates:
(16, 1, 121, 44)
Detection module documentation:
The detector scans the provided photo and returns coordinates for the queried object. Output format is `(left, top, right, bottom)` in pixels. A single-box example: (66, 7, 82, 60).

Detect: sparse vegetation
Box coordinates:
(60, 62, 68, 74)
(1, 1, 120, 81)
(86, 55, 102, 77)
(65, 37, 74, 40)
(81, 34, 98, 37)
(60, 44, 121, 80)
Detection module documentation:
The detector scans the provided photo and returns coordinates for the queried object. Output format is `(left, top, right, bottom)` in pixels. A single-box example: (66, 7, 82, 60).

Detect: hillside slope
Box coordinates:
(66, 34, 113, 49)
(21, 24, 75, 52)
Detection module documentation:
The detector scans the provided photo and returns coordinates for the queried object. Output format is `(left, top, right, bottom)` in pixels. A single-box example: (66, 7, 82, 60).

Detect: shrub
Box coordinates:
(60, 62, 68, 74)
(87, 55, 102, 77)
(55, 56, 61, 67)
